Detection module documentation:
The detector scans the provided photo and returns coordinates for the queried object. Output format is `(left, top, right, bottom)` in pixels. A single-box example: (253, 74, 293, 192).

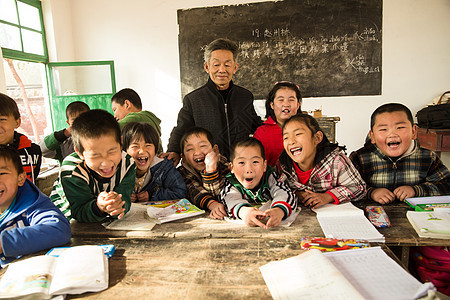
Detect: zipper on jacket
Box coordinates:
(224, 103, 231, 153)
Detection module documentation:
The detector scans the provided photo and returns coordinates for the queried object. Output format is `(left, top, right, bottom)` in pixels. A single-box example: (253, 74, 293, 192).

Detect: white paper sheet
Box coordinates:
(313, 203, 385, 242)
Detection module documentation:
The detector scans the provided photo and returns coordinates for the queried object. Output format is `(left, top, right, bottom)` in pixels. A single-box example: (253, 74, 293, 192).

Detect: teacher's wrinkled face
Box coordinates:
(204, 49, 238, 90)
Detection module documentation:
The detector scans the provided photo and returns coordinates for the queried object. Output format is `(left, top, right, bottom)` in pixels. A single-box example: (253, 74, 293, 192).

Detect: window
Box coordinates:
(0, 0, 48, 63)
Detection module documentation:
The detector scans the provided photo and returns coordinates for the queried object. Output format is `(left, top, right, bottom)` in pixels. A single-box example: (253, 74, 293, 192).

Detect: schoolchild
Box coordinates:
(50, 109, 136, 222)
(220, 137, 297, 229)
(254, 81, 302, 167)
(350, 103, 450, 204)
(122, 122, 186, 202)
(111, 88, 162, 153)
(40, 101, 90, 163)
(0, 93, 41, 183)
(177, 127, 230, 219)
(0, 145, 70, 267)
(277, 114, 366, 208)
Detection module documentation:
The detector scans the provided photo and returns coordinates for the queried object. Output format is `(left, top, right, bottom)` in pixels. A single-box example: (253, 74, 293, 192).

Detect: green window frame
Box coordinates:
(0, 0, 48, 63)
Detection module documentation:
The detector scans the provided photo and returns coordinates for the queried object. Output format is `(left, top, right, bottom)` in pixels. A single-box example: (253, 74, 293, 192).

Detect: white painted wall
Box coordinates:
(45, 0, 450, 166)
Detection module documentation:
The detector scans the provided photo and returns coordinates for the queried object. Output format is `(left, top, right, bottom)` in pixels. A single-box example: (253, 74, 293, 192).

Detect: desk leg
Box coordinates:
(401, 246, 410, 269)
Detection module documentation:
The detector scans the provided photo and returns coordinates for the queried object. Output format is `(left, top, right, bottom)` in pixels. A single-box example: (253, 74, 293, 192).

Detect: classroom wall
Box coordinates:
(44, 0, 450, 166)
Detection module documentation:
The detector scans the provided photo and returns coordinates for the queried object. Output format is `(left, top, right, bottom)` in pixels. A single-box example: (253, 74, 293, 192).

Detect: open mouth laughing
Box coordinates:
(135, 156, 149, 167)
(290, 146, 303, 156)
(387, 141, 401, 149)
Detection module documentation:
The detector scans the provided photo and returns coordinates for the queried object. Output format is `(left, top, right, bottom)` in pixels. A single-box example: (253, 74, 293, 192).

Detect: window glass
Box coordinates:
(0, 22, 21, 50)
(0, 0, 18, 24)
(21, 28, 43, 55)
(18, 1, 40, 30)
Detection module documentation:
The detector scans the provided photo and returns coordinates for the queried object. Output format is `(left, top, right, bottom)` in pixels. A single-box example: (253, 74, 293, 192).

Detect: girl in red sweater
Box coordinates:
(254, 82, 302, 167)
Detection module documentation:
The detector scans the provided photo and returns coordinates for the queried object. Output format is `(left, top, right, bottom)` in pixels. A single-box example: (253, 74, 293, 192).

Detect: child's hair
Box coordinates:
(122, 122, 160, 151)
(265, 81, 302, 121)
(71, 109, 121, 154)
(282, 114, 343, 165)
(65, 101, 90, 120)
(180, 126, 214, 154)
(204, 38, 239, 63)
(0, 93, 20, 119)
(370, 103, 414, 129)
(230, 137, 265, 162)
(111, 88, 142, 110)
(0, 144, 24, 174)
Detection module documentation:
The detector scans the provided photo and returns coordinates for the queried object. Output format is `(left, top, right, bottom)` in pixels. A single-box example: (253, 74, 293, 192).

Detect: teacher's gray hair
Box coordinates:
(204, 38, 239, 64)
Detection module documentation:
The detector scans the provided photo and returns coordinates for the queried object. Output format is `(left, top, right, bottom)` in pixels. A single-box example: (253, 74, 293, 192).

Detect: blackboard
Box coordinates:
(177, 0, 382, 100)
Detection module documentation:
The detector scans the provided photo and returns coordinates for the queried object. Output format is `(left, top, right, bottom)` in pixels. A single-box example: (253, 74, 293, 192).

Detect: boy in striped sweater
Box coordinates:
(50, 109, 135, 222)
(220, 138, 297, 229)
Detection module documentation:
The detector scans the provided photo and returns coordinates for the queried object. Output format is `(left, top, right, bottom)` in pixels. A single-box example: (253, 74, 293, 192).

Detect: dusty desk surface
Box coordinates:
(64, 237, 402, 300)
(71, 201, 450, 247)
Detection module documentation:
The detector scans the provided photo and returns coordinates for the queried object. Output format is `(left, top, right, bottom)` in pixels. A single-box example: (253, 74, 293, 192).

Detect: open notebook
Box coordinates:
(312, 202, 384, 242)
(260, 247, 435, 300)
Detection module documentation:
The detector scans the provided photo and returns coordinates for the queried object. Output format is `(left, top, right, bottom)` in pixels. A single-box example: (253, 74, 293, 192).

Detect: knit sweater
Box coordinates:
(220, 166, 297, 219)
(50, 151, 136, 222)
(254, 116, 283, 167)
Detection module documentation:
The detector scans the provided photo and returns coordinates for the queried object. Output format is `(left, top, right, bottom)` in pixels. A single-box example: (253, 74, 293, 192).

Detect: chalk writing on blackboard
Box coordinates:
(178, 0, 382, 99)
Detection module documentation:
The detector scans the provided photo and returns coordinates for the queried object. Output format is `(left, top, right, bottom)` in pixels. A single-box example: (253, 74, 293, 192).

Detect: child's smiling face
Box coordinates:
(0, 157, 26, 213)
(271, 87, 301, 126)
(77, 134, 122, 179)
(182, 133, 215, 172)
(126, 136, 155, 176)
(230, 145, 267, 190)
(283, 119, 322, 171)
(370, 111, 417, 158)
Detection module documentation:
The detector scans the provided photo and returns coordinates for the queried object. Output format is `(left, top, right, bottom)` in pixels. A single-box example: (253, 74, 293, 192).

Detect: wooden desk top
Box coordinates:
(65, 237, 402, 300)
(70, 201, 450, 247)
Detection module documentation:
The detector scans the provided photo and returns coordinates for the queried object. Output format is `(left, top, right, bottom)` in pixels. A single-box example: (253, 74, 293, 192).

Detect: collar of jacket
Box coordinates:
(12, 131, 31, 150)
(205, 77, 234, 95)
(225, 165, 274, 202)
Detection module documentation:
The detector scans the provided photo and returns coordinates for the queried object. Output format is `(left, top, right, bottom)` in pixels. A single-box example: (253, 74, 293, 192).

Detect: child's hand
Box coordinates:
(97, 191, 125, 219)
(302, 190, 333, 209)
(135, 191, 149, 202)
(204, 149, 220, 173)
(130, 192, 137, 203)
(239, 207, 267, 229)
(393, 186, 415, 202)
(158, 152, 180, 166)
(207, 201, 227, 219)
(371, 188, 395, 204)
(264, 207, 284, 228)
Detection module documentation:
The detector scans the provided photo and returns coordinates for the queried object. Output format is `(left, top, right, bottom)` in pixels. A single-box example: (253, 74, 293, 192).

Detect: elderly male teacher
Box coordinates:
(162, 38, 262, 165)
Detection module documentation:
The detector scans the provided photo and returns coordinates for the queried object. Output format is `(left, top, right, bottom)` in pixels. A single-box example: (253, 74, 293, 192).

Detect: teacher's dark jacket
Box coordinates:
(168, 78, 262, 159)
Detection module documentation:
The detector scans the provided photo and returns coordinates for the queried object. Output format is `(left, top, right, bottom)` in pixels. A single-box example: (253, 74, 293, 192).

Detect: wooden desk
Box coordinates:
(71, 202, 450, 268)
(64, 237, 401, 299)
(417, 127, 450, 157)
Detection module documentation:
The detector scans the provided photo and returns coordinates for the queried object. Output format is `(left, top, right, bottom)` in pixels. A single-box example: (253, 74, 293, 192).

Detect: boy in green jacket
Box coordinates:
(40, 101, 90, 163)
(50, 109, 136, 222)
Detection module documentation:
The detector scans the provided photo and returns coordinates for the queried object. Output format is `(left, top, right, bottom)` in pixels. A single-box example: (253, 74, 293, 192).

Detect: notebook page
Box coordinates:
(314, 203, 384, 242)
(260, 249, 364, 300)
(324, 247, 433, 300)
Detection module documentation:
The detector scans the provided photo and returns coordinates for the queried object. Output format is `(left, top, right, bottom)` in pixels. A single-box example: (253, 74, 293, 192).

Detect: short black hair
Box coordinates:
(265, 81, 302, 122)
(0, 93, 20, 119)
(230, 137, 265, 162)
(66, 101, 90, 120)
(111, 88, 142, 110)
(0, 144, 24, 174)
(122, 122, 160, 151)
(370, 103, 414, 130)
(204, 38, 239, 63)
(180, 126, 214, 154)
(72, 109, 122, 154)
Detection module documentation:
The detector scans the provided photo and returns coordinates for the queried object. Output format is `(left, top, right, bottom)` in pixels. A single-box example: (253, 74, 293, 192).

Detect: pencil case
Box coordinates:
(365, 206, 391, 228)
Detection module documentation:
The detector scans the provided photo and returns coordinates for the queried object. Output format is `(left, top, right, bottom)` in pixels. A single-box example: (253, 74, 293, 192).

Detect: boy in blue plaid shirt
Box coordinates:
(350, 103, 450, 204)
